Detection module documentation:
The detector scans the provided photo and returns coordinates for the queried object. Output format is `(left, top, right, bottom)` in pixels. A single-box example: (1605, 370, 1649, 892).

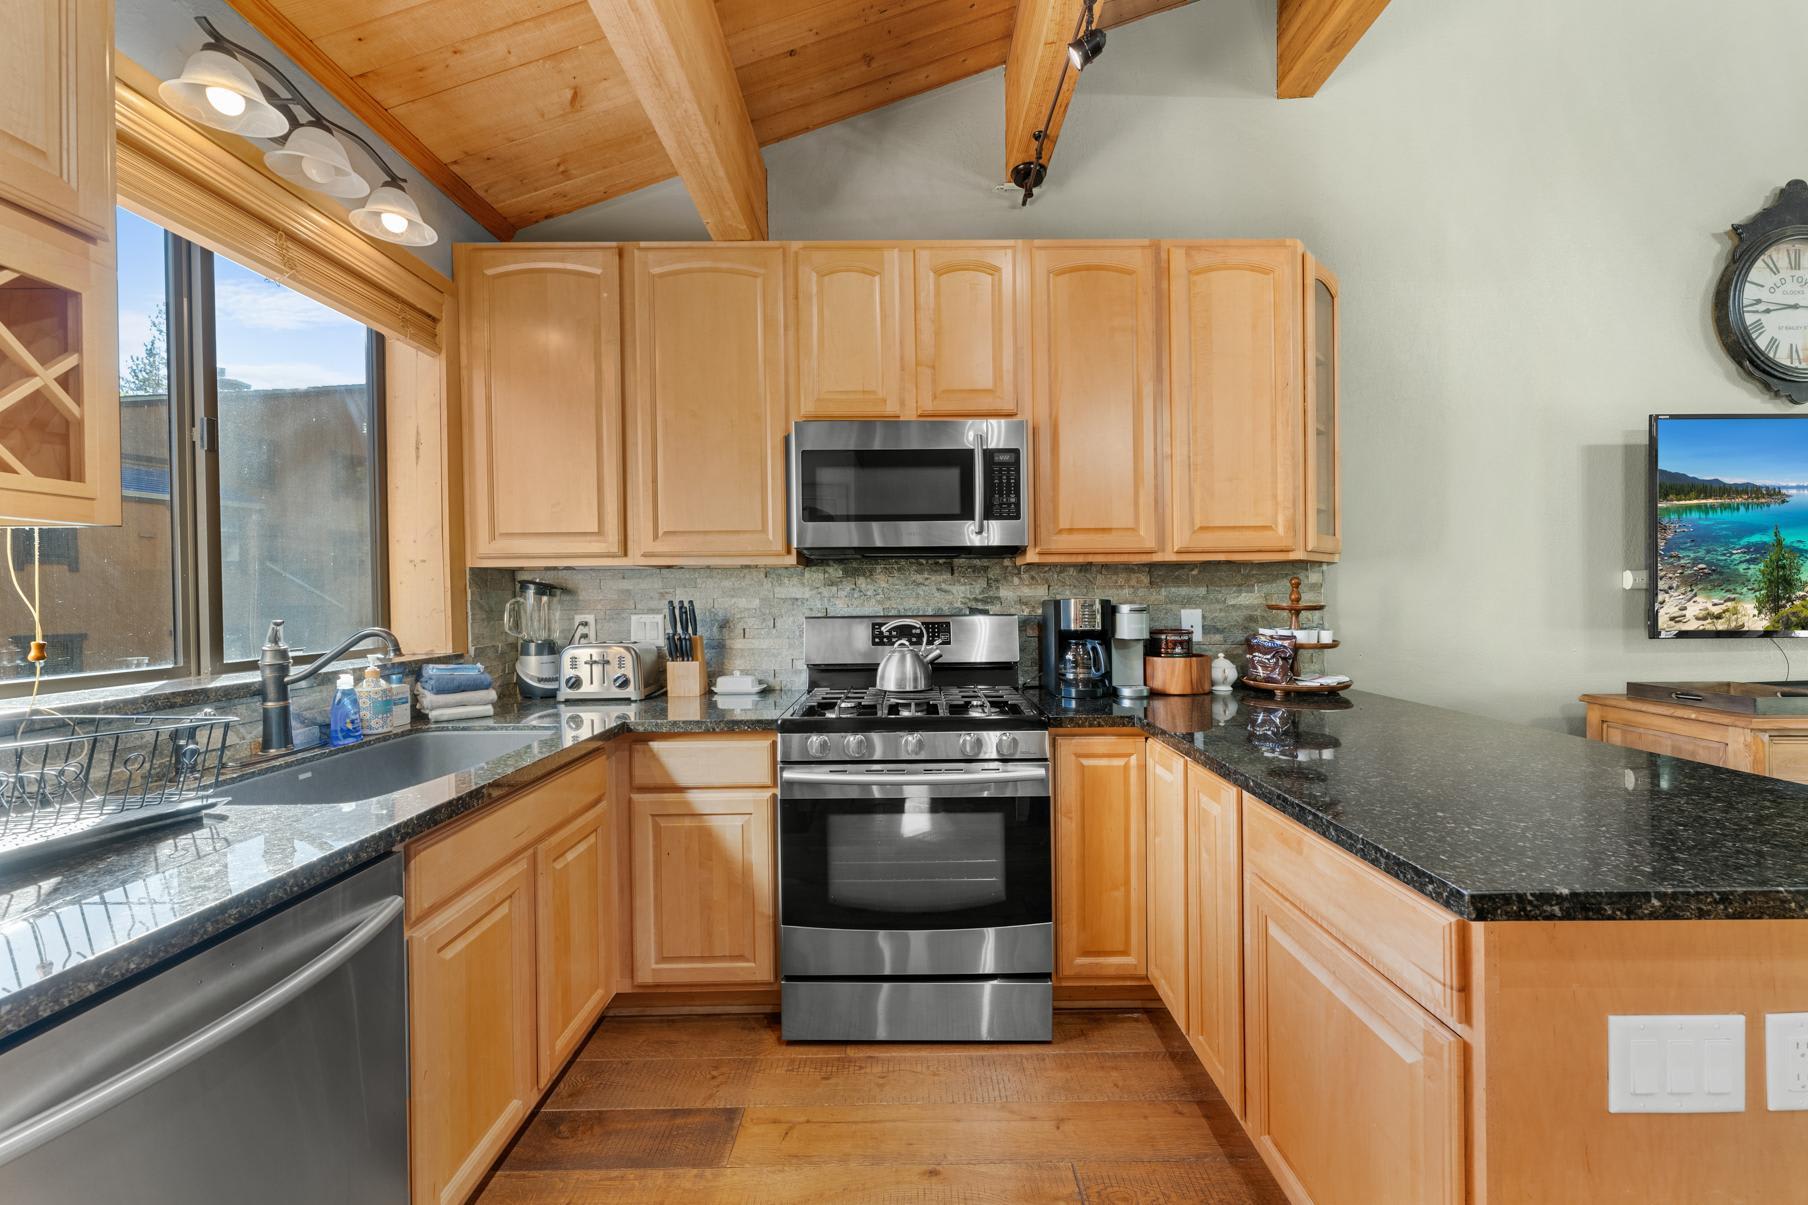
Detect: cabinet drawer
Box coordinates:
(630, 737, 776, 790)
(1765, 735, 1808, 784)
(1243, 800, 1467, 1026)
(406, 753, 608, 924)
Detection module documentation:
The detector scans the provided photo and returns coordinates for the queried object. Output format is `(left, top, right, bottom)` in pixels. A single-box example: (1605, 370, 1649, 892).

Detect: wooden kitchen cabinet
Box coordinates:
(793, 243, 912, 418)
(1165, 241, 1304, 557)
(1029, 242, 1162, 557)
(408, 856, 538, 1205)
(1303, 256, 1341, 557)
(628, 245, 790, 560)
(1185, 761, 1244, 1115)
(535, 800, 613, 1084)
(912, 243, 1022, 416)
(1145, 739, 1188, 1019)
(1243, 874, 1465, 1205)
(630, 787, 776, 984)
(0, 0, 113, 241)
(458, 245, 624, 564)
(1054, 733, 1147, 981)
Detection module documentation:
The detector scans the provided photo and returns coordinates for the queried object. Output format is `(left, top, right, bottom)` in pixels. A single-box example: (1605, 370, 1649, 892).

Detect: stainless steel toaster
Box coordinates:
(557, 642, 666, 701)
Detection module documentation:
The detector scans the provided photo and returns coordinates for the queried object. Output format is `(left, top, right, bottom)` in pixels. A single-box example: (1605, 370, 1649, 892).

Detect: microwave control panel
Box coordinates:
(984, 448, 1022, 521)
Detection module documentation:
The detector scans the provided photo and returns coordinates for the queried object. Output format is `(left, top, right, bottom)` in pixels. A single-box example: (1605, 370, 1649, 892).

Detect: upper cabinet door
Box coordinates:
(630, 246, 790, 560)
(913, 244, 1022, 416)
(460, 246, 624, 564)
(0, 0, 112, 241)
(1304, 257, 1340, 557)
(793, 244, 911, 418)
(1030, 243, 1161, 556)
(1166, 242, 1303, 555)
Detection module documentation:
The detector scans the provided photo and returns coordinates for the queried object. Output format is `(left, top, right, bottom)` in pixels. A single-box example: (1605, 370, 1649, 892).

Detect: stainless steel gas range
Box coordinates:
(777, 614, 1052, 1042)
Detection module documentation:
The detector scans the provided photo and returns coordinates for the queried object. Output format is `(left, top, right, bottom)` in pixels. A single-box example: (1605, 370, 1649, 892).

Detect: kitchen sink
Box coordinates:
(214, 730, 544, 806)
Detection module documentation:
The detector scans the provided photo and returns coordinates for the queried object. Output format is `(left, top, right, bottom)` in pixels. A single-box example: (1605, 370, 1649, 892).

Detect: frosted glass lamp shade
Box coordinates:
(158, 49, 288, 138)
(265, 126, 370, 198)
(350, 185, 438, 246)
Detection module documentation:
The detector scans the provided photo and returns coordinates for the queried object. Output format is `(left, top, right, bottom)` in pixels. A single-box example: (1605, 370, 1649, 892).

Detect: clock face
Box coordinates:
(1738, 234, 1808, 371)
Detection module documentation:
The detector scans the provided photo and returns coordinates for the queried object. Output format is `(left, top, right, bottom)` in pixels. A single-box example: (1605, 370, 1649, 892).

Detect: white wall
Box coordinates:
(117, 0, 493, 274)
(519, 0, 1808, 731)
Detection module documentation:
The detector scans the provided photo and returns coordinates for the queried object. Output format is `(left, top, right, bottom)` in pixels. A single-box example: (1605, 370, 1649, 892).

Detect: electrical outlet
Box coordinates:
(1180, 608, 1203, 645)
(629, 613, 664, 645)
(571, 614, 596, 644)
(1767, 1013, 1808, 1110)
(1608, 1015, 1744, 1113)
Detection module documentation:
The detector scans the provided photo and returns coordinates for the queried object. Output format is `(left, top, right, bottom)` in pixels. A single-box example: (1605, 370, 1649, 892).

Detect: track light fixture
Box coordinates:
(1011, 0, 1102, 206)
(157, 17, 437, 246)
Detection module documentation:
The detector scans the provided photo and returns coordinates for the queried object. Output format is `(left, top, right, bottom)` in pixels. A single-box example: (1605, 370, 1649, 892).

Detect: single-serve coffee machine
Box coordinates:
(1041, 598, 1113, 700)
(1111, 603, 1151, 700)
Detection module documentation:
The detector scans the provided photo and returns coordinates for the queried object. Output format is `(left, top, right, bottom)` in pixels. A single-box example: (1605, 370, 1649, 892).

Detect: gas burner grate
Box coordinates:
(792, 685, 1035, 722)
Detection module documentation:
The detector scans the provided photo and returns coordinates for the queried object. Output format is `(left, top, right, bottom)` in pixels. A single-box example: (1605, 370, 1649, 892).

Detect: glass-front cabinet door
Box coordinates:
(1304, 258, 1340, 556)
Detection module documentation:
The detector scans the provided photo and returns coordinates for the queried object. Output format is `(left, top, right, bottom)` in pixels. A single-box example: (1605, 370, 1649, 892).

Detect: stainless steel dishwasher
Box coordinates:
(0, 855, 407, 1204)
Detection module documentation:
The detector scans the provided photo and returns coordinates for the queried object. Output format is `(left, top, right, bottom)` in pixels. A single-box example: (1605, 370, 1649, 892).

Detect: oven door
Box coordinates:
(789, 419, 1029, 555)
(778, 760, 1052, 976)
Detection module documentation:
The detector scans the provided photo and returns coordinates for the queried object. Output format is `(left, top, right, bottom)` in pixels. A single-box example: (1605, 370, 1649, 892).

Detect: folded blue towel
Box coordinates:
(419, 668, 493, 694)
(421, 663, 486, 678)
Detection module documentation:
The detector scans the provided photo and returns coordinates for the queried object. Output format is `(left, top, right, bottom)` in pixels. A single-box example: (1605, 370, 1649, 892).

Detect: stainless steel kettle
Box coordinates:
(874, 619, 942, 692)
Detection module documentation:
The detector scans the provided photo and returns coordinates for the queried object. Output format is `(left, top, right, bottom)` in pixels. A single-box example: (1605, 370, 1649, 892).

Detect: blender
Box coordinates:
(504, 579, 566, 698)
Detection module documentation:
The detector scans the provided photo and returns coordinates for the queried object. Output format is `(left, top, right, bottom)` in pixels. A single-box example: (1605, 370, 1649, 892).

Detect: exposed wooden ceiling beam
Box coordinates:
(1003, 0, 1087, 187)
(222, 0, 516, 239)
(586, 0, 767, 241)
(1096, 0, 1192, 30)
(1276, 0, 1392, 98)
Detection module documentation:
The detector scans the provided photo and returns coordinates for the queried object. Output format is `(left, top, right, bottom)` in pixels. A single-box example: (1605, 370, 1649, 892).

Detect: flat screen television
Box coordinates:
(1651, 414, 1808, 637)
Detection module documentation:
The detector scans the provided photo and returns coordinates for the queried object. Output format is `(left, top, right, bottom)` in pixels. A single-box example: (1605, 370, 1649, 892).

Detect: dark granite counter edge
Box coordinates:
(1045, 712, 1808, 924)
(0, 713, 789, 1044)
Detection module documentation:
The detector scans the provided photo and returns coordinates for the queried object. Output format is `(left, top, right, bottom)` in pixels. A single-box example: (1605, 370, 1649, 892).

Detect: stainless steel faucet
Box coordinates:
(259, 620, 403, 753)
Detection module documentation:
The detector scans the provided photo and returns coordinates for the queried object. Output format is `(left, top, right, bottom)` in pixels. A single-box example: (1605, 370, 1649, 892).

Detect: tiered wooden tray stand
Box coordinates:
(1242, 576, 1352, 697)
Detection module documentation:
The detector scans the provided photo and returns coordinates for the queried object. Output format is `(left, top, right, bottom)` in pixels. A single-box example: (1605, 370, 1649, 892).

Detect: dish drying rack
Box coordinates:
(0, 711, 236, 874)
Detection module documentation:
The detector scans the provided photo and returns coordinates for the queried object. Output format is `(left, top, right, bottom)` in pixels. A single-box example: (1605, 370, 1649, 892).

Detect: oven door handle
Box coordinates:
(780, 766, 1047, 788)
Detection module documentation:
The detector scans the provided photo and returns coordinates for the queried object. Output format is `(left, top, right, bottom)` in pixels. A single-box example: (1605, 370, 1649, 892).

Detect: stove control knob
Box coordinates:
(806, 735, 831, 759)
(902, 732, 925, 756)
(843, 733, 871, 758)
(996, 733, 1019, 757)
(958, 733, 985, 758)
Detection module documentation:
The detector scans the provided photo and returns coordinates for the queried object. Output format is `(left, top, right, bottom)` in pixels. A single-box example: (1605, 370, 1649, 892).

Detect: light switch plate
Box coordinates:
(1608, 1015, 1744, 1113)
(1766, 1013, 1808, 1110)
(1180, 608, 1203, 644)
(629, 614, 663, 644)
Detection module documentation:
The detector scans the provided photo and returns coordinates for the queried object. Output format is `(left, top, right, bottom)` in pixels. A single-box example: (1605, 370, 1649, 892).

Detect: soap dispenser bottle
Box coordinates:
(329, 672, 363, 747)
(358, 655, 392, 735)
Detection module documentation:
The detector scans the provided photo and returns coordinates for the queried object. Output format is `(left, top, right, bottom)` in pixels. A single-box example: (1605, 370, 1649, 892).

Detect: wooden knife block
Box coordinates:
(668, 637, 707, 697)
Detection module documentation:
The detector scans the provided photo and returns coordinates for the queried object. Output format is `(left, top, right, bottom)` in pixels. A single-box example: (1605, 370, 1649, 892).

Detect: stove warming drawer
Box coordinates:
(782, 922, 1052, 977)
(782, 978, 1053, 1042)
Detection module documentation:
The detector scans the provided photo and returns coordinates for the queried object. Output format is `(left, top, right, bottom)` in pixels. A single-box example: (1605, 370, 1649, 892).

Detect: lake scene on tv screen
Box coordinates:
(1656, 416, 1808, 632)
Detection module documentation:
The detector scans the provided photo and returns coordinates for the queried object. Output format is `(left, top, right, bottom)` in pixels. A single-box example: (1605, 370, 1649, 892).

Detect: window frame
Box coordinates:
(0, 218, 389, 699)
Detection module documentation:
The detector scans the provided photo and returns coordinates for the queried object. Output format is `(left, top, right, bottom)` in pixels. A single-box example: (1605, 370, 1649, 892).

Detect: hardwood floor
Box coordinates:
(478, 1009, 1283, 1204)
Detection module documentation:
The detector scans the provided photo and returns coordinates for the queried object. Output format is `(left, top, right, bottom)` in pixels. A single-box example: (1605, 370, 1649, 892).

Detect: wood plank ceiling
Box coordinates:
(222, 0, 1390, 240)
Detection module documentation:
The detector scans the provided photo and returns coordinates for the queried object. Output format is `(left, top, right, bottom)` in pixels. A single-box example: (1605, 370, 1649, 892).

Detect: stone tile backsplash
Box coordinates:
(468, 561, 1328, 693)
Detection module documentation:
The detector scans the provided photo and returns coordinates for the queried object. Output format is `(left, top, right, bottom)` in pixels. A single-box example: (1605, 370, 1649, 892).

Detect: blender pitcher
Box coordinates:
(505, 580, 565, 698)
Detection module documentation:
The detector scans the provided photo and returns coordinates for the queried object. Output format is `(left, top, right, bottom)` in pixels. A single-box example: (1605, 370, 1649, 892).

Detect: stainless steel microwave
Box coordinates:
(788, 419, 1029, 558)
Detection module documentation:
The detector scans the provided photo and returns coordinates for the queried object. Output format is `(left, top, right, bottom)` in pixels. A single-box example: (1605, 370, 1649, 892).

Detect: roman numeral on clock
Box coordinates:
(1751, 317, 1768, 340)
(1768, 336, 1781, 357)
(1790, 246, 1804, 270)
(1765, 254, 1782, 275)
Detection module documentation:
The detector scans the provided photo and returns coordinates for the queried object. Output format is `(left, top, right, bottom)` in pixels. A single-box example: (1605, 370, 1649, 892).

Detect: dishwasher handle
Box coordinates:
(0, 893, 403, 1169)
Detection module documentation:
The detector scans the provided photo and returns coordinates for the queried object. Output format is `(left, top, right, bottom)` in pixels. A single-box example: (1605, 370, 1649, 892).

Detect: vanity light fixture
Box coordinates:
(158, 16, 437, 247)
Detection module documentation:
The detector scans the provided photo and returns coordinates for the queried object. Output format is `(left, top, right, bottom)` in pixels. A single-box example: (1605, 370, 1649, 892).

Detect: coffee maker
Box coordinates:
(504, 579, 566, 698)
(1110, 603, 1151, 700)
(1041, 598, 1113, 700)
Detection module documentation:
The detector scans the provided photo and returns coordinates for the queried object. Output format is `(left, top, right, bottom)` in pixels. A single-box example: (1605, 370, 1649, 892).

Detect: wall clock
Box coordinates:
(1715, 179, 1808, 404)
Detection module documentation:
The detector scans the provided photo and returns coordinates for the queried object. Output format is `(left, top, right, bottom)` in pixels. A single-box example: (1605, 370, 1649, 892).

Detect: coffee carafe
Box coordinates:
(504, 579, 565, 698)
(1041, 598, 1114, 701)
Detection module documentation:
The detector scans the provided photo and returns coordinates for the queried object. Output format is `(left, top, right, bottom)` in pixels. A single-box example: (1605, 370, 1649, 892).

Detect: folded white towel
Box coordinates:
(423, 703, 495, 723)
(1293, 674, 1351, 687)
(415, 686, 498, 710)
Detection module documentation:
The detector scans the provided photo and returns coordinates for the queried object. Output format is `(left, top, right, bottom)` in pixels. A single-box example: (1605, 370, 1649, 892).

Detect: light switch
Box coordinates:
(1608, 1015, 1744, 1113)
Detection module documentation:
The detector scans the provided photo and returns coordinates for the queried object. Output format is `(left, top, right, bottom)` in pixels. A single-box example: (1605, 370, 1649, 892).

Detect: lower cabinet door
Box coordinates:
(1185, 762, 1243, 1116)
(408, 856, 538, 1205)
(1243, 875, 1465, 1205)
(1145, 740, 1188, 1019)
(536, 800, 612, 1085)
(631, 789, 776, 985)
(1054, 734, 1147, 980)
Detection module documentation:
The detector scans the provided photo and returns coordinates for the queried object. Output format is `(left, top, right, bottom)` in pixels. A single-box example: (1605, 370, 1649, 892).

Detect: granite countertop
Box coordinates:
(0, 691, 799, 1044)
(1044, 689, 1808, 924)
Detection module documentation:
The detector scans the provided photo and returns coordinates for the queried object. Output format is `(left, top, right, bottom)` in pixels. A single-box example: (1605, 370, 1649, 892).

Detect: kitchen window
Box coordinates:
(0, 208, 385, 696)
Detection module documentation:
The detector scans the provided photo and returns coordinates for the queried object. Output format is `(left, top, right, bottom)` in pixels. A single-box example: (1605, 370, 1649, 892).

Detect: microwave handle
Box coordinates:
(967, 426, 987, 538)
